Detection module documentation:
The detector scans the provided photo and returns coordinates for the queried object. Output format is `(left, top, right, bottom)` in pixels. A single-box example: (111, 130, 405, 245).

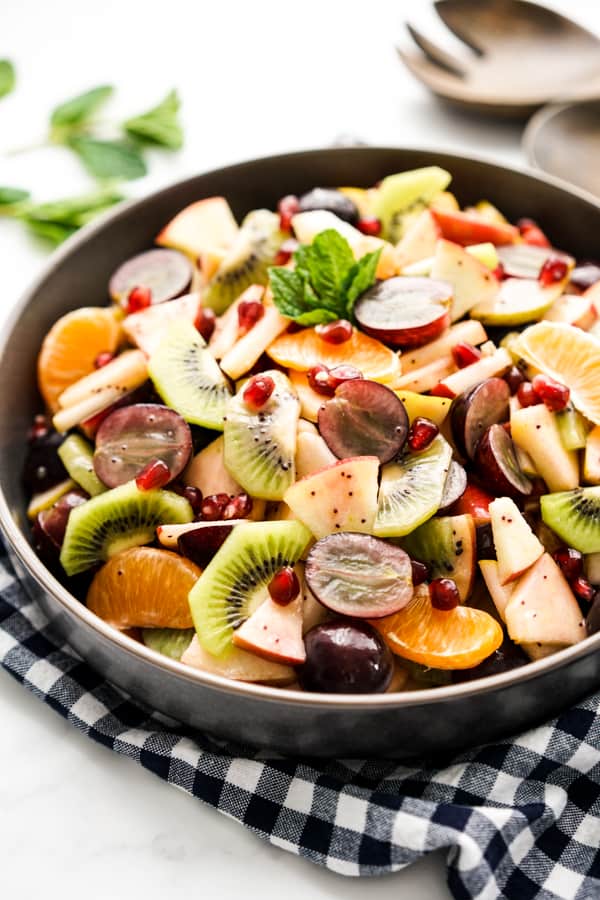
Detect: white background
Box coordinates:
(1, 1, 598, 897)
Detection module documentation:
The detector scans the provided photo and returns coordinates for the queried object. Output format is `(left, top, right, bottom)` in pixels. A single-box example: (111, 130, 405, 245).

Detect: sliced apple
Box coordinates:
(451, 482, 494, 524)
(431, 239, 499, 322)
(470, 277, 565, 326)
(123, 292, 201, 357)
(511, 403, 579, 492)
(430, 208, 519, 246)
(208, 284, 265, 360)
(295, 427, 336, 478)
(156, 197, 239, 259)
(284, 456, 379, 540)
(544, 293, 598, 330)
(478, 559, 516, 621)
(436, 347, 512, 398)
(504, 553, 586, 646)
(181, 634, 295, 684)
(288, 370, 325, 423)
(489, 496, 544, 584)
(156, 519, 245, 550)
(395, 210, 440, 268)
(401, 320, 487, 372)
(395, 357, 456, 393)
(232, 593, 305, 665)
(220, 305, 289, 380)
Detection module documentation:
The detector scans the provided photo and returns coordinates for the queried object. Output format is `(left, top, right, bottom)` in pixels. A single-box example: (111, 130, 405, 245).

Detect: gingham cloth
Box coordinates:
(0, 548, 599, 899)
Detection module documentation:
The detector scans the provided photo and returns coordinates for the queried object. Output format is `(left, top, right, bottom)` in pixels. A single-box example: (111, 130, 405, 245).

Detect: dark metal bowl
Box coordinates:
(2, 147, 599, 759)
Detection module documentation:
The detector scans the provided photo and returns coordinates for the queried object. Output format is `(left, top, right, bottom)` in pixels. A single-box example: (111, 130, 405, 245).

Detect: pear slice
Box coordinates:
(470, 277, 564, 326)
(401, 320, 487, 373)
(431, 239, 499, 322)
(489, 496, 543, 584)
(511, 403, 579, 492)
(181, 635, 295, 684)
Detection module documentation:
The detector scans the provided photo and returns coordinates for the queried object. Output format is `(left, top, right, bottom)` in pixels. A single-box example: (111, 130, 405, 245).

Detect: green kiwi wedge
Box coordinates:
(373, 435, 453, 538)
(188, 519, 311, 656)
(541, 487, 600, 554)
(58, 434, 106, 496)
(202, 209, 284, 315)
(60, 481, 193, 575)
(373, 167, 452, 242)
(402, 513, 476, 601)
(223, 370, 300, 500)
(142, 628, 195, 660)
(148, 320, 232, 429)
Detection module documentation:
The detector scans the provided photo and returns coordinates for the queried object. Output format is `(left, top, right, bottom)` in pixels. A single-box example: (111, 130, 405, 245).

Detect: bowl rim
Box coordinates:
(2, 144, 600, 711)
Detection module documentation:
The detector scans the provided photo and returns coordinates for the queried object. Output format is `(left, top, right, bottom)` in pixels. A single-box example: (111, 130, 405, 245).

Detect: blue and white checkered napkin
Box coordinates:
(0, 546, 598, 900)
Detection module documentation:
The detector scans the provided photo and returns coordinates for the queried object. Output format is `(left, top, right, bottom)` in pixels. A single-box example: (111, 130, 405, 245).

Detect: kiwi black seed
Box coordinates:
(188, 520, 311, 656)
(60, 481, 193, 575)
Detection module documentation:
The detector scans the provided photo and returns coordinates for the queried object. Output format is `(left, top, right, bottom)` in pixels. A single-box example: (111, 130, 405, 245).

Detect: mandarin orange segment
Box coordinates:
(86, 546, 200, 629)
(266, 326, 400, 384)
(372, 584, 503, 670)
(37, 306, 123, 412)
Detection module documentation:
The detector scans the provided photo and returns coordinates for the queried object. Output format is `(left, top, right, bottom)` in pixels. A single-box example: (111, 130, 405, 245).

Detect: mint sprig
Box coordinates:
(124, 89, 183, 150)
(269, 229, 381, 324)
(0, 60, 15, 100)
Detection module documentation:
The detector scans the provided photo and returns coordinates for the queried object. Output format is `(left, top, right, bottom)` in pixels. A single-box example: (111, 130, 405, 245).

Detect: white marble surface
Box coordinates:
(1, 1, 598, 896)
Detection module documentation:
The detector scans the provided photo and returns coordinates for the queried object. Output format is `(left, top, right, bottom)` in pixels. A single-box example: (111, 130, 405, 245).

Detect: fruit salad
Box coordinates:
(25, 165, 600, 694)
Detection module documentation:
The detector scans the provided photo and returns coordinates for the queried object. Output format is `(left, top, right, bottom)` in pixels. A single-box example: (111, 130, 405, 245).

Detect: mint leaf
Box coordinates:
(295, 308, 338, 326)
(0, 187, 30, 206)
(0, 60, 15, 99)
(344, 247, 382, 314)
(268, 268, 306, 318)
(303, 229, 355, 306)
(124, 89, 183, 150)
(25, 220, 77, 244)
(68, 136, 147, 181)
(50, 85, 113, 129)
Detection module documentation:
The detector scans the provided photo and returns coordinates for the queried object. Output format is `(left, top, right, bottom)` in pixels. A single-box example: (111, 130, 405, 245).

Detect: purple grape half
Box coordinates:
(109, 249, 193, 306)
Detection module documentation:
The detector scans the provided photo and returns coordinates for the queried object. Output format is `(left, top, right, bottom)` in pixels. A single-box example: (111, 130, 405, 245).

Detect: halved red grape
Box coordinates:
(439, 460, 467, 511)
(353, 277, 451, 348)
(94, 403, 192, 488)
(317, 379, 408, 463)
(177, 521, 239, 567)
(305, 532, 413, 618)
(23, 429, 69, 494)
(450, 377, 510, 460)
(109, 249, 193, 306)
(300, 619, 393, 694)
(474, 424, 532, 497)
(497, 244, 573, 280)
(35, 490, 88, 550)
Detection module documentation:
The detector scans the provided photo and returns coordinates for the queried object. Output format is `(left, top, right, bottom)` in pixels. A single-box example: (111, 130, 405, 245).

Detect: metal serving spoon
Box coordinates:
(523, 99, 600, 196)
(399, 0, 600, 119)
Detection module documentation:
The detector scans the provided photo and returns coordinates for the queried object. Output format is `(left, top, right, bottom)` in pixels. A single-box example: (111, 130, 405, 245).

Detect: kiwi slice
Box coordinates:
(60, 481, 193, 576)
(373, 167, 452, 242)
(188, 520, 311, 656)
(58, 434, 106, 496)
(148, 320, 232, 429)
(373, 435, 453, 538)
(142, 628, 194, 660)
(402, 514, 476, 601)
(224, 370, 299, 500)
(202, 210, 283, 315)
(541, 487, 600, 554)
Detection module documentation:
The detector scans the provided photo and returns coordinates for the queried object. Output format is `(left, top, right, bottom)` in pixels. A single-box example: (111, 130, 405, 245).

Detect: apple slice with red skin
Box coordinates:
(353, 277, 451, 348)
(435, 347, 513, 399)
(430, 208, 519, 246)
(181, 634, 295, 684)
(156, 196, 239, 259)
(232, 593, 306, 665)
(431, 239, 499, 322)
(123, 293, 201, 357)
(450, 482, 494, 524)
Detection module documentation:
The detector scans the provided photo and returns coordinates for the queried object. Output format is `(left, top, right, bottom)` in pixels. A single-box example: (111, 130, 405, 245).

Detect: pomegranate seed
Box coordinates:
(278, 194, 300, 232)
(539, 256, 568, 287)
(268, 566, 300, 606)
(308, 364, 335, 397)
(572, 576, 594, 602)
(223, 492, 253, 520)
(201, 493, 231, 521)
(135, 458, 171, 491)
(531, 374, 570, 412)
(407, 417, 439, 452)
(195, 307, 216, 342)
(94, 351, 114, 369)
(516, 381, 540, 408)
(517, 218, 551, 248)
(243, 374, 275, 410)
(493, 263, 506, 281)
(238, 299, 264, 333)
(28, 414, 49, 442)
(315, 319, 353, 344)
(429, 577, 460, 611)
(430, 383, 455, 399)
(451, 341, 482, 369)
(410, 559, 429, 586)
(328, 365, 363, 391)
(552, 547, 583, 583)
(273, 238, 299, 266)
(126, 285, 152, 314)
(504, 366, 526, 394)
(357, 216, 382, 237)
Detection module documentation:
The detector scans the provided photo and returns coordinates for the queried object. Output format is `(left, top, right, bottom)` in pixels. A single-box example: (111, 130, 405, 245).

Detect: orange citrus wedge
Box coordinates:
(86, 546, 200, 629)
(372, 584, 503, 670)
(37, 306, 122, 412)
(267, 326, 400, 385)
(515, 321, 600, 424)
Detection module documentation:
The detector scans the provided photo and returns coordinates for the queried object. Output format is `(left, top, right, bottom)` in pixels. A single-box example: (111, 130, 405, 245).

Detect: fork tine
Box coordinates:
(434, 1, 485, 56)
(405, 22, 468, 77)
(396, 47, 466, 89)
